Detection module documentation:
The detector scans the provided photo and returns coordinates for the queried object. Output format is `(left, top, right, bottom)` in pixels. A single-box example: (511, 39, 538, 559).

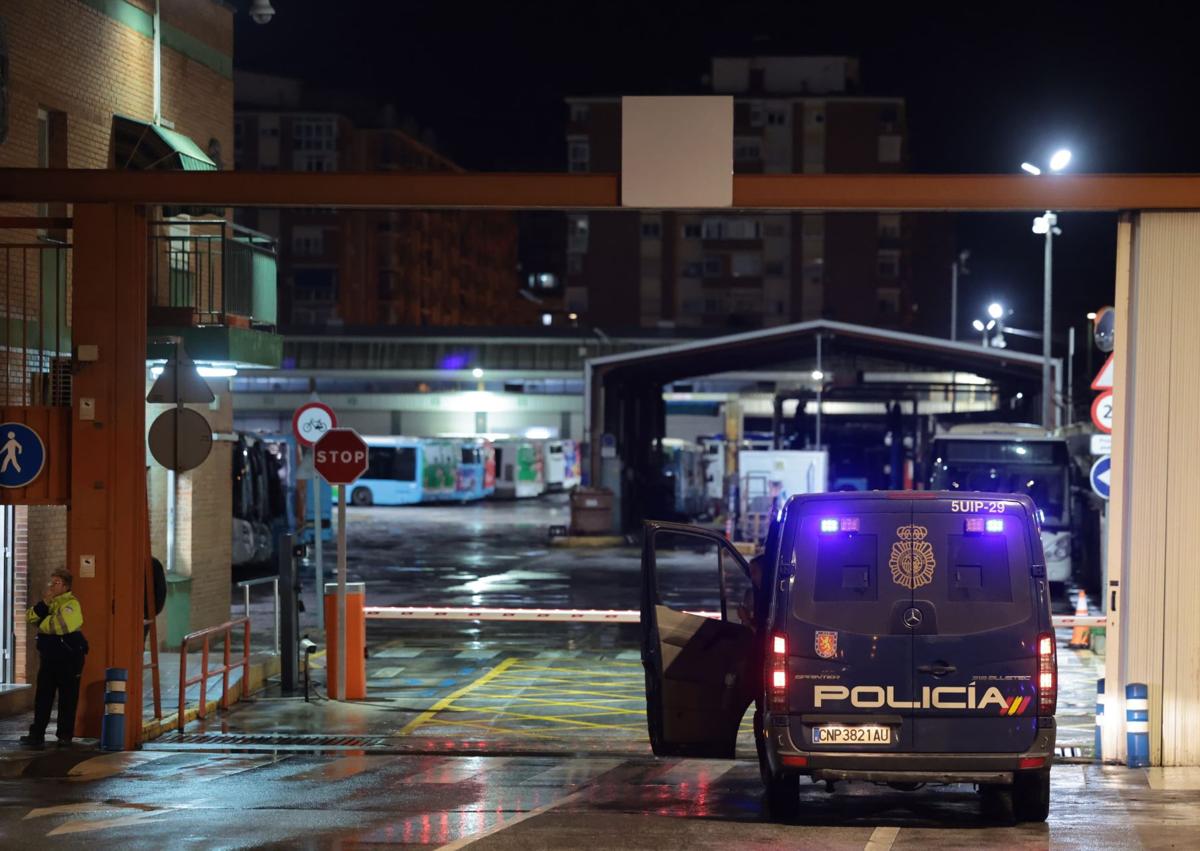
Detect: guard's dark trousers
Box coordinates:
(30, 653, 83, 741)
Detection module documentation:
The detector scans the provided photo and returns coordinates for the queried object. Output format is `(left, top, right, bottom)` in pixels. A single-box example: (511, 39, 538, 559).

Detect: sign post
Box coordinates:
(294, 402, 336, 628)
(314, 428, 368, 701)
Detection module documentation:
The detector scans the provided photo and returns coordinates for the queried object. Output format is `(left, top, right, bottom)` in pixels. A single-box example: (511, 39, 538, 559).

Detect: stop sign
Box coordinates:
(314, 428, 369, 485)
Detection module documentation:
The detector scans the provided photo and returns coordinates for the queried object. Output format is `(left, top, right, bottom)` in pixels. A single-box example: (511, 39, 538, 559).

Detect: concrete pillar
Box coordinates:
(68, 204, 148, 748)
(1106, 212, 1200, 765)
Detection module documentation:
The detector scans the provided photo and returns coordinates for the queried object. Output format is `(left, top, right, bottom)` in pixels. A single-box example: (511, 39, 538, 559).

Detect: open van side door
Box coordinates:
(641, 520, 758, 758)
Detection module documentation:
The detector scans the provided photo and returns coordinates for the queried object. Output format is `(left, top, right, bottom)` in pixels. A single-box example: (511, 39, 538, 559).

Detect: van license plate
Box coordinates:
(812, 725, 891, 745)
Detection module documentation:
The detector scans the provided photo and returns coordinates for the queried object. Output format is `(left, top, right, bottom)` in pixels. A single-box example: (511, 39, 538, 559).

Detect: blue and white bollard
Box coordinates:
(100, 667, 127, 751)
(1095, 678, 1105, 762)
(1125, 682, 1149, 768)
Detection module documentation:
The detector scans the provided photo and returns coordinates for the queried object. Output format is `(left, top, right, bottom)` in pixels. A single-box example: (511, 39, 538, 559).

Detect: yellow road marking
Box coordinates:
(510, 664, 641, 675)
(439, 704, 644, 731)
(399, 657, 518, 736)
(452, 696, 644, 714)
(414, 718, 563, 741)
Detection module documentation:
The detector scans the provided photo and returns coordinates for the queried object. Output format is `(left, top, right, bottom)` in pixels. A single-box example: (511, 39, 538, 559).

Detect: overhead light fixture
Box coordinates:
(1048, 149, 1072, 172)
(471, 367, 484, 379)
(541, 313, 552, 326)
(811, 369, 825, 381)
(1020, 162, 1042, 175)
(197, 366, 237, 378)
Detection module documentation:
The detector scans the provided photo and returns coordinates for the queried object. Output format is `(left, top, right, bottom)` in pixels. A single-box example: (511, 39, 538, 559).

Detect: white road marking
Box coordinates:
(47, 811, 167, 836)
(865, 826, 900, 851)
(65, 750, 175, 782)
(435, 789, 585, 851)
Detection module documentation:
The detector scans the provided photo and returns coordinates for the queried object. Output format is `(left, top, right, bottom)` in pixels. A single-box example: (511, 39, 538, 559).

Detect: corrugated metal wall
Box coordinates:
(1111, 212, 1200, 765)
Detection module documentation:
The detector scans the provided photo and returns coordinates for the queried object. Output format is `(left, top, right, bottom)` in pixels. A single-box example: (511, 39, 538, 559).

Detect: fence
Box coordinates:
(177, 616, 252, 732)
(148, 219, 276, 328)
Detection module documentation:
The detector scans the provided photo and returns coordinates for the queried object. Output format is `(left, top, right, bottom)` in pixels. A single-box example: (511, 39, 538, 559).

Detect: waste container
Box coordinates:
(570, 487, 614, 535)
(323, 581, 366, 699)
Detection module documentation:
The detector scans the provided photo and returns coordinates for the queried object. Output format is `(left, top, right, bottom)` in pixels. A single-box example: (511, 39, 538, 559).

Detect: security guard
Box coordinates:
(20, 568, 87, 749)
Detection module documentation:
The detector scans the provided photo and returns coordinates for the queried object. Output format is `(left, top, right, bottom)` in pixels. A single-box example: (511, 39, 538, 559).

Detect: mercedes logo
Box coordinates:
(903, 607, 924, 628)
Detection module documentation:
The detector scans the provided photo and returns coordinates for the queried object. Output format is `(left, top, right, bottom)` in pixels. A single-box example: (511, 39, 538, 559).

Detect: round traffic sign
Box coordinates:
(1093, 306, 1115, 353)
(1090, 455, 1111, 501)
(0, 422, 46, 488)
(1091, 390, 1113, 434)
(293, 401, 337, 447)
(314, 428, 369, 485)
(148, 408, 214, 472)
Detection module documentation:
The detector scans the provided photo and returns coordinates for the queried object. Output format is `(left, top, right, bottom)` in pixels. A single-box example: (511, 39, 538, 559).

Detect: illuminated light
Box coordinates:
(472, 367, 484, 379)
(781, 755, 808, 767)
(811, 369, 825, 381)
(1039, 636, 1053, 656)
(773, 634, 787, 655)
(988, 302, 1004, 320)
(772, 670, 787, 689)
(1019, 756, 1046, 769)
(965, 517, 985, 533)
(149, 365, 164, 378)
(541, 313, 552, 326)
(1087, 311, 1098, 320)
(197, 366, 237, 378)
(840, 517, 860, 533)
(1020, 162, 1042, 175)
(819, 518, 839, 533)
(1049, 149, 1072, 171)
(986, 518, 1004, 533)
(568, 312, 578, 321)
(986, 319, 996, 331)
(525, 427, 552, 440)
(972, 319, 985, 332)
(1040, 672, 1054, 690)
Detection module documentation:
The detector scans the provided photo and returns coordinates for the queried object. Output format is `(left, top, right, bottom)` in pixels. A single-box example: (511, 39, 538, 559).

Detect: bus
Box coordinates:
(455, 439, 496, 501)
(543, 439, 582, 492)
(927, 423, 1075, 594)
(493, 439, 544, 499)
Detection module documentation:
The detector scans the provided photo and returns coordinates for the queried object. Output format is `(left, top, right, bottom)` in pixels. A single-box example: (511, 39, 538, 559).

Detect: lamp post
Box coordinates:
(1021, 149, 1072, 431)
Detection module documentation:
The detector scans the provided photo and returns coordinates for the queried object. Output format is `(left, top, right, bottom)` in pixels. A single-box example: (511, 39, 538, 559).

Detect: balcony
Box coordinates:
(147, 220, 282, 368)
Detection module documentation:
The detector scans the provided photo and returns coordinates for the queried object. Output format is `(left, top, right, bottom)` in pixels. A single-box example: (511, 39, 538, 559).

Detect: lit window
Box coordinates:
(877, 250, 900, 278)
(878, 214, 901, 240)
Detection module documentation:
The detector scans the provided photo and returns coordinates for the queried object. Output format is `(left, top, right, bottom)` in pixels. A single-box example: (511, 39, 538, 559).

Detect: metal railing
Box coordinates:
(0, 228, 73, 408)
(148, 219, 277, 328)
(237, 576, 280, 656)
(177, 617, 251, 733)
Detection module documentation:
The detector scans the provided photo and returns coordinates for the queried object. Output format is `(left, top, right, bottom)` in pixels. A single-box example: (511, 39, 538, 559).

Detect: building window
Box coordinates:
(291, 227, 324, 257)
(570, 103, 590, 123)
(765, 260, 785, 276)
(878, 287, 901, 315)
(565, 286, 588, 312)
(567, 137, 590, 172)
(878, 135, 902, 163)
(527, 272, 559, 290)
(702, 217, 761, 240)
(877, 249, 901, 278)
(767, 110, 787, 126)
(567, 214, 589, 252)
(702, 255, 723, 277)
(731, 253, 763, 277)
(293, 268, 337, 302)
(296, 153, 337, 171)
(567, 253, 584, 275)
(749, 104, 765, 128)
(641, 220, 662, 238)
(734, 137, 762, 161)
(292, 116, 338, 151)
(762, 221, 786, 238)
(878, 214, 901, 240)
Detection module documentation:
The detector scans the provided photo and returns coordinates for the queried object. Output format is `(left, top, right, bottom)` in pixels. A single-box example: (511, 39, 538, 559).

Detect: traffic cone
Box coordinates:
(1068, 590, 1091, 649)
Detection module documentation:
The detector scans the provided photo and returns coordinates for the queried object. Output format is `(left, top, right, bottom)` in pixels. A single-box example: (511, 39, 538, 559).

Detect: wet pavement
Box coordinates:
(0, 495, 1128, 847)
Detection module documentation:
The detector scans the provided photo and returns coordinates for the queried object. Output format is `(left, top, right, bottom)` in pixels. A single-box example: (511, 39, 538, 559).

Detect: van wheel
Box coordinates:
(1012, 769, 1050, 822)
(764, 773, 801, 820)
(351, 487, 373, 507)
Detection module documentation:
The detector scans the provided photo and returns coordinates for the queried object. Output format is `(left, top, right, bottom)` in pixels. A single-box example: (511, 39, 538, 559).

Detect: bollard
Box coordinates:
(1095, 678, 1105, 761)
(100, 667, 128, 751)
(1126, 682, 1150, 768)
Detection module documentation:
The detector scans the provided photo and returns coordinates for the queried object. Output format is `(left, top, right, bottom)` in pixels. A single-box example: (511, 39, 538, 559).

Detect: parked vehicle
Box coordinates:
(493, 439, 545, 499)
(641, 491, 1056, 822)
(543, 439, 582, 492)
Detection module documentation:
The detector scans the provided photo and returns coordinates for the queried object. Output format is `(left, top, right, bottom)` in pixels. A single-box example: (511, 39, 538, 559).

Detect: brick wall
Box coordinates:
(20, 506, 67, 684)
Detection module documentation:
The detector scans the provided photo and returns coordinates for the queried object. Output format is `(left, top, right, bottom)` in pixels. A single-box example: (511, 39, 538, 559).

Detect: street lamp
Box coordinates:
(972, 318, 997, 347)
(1021, 148, 1071, 430)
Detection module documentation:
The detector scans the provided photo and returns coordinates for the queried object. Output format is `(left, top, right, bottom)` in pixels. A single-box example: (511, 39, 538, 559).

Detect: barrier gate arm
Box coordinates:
(364, 606, 1105, 628)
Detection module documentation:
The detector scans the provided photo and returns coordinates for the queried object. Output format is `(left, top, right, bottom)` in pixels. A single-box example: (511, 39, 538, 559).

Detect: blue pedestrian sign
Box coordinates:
(0, 423, 46, 489)
(1090, 455, 1111, 501)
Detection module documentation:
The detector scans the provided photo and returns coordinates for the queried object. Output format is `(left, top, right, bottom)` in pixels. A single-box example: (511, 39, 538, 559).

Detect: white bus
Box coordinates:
(928, 423, 1075, 594)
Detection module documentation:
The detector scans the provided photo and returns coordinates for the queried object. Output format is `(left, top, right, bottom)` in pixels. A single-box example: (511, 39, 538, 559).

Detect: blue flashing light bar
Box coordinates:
(820, 518, 839, 533)
(985, 518, 1005, 533)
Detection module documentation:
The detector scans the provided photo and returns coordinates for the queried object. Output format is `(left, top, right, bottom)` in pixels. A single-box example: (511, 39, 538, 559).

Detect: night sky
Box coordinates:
(234, 0, 1200, 352)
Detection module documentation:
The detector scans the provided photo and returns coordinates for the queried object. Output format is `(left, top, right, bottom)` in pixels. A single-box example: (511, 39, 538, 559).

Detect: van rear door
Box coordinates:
(788, 498, 915, 752)
(909, 497, 1042, 753)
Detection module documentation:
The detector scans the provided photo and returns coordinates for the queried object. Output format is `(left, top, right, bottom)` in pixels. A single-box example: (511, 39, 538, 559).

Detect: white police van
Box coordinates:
(640, 491, 1056, 822)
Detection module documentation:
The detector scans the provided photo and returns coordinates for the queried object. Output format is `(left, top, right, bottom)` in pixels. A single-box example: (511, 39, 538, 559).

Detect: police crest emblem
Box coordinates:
(815, 631, 838, 659)
(889, 525, 936, 589)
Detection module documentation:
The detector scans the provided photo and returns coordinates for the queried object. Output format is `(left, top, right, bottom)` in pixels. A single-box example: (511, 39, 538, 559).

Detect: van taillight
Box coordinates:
(1037, 632, 1057, 715)
(769, 633, 788, 712)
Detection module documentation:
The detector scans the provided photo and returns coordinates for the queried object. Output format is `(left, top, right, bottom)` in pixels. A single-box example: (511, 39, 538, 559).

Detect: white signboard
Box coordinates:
(738, 450, 828, 505)
(1090, 434, 1112, 456)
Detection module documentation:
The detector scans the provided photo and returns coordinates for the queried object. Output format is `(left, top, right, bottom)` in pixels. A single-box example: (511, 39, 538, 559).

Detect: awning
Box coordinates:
(112, 115, 217, 172)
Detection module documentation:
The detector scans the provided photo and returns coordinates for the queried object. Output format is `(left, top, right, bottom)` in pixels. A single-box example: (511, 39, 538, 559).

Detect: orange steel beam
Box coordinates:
(69, 204, 148, 748)
(4, 168, 1200, 211)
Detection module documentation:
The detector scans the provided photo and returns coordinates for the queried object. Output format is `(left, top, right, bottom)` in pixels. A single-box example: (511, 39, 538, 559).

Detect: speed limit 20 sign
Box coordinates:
(1091, 390, 1113, 434)
(293, 401, 337, 447)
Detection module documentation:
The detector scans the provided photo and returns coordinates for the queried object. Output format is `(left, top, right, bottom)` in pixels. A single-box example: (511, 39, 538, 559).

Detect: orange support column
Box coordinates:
(323, 582, 366, 699)
(68, 204, 149, 748)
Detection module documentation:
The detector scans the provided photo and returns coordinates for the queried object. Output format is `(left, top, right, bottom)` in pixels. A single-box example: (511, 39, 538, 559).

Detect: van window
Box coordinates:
(918, 524, 1031, 634)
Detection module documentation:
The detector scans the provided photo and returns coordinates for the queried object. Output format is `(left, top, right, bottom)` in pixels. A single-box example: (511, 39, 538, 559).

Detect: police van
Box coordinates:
(640, 491, 1056, 822)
